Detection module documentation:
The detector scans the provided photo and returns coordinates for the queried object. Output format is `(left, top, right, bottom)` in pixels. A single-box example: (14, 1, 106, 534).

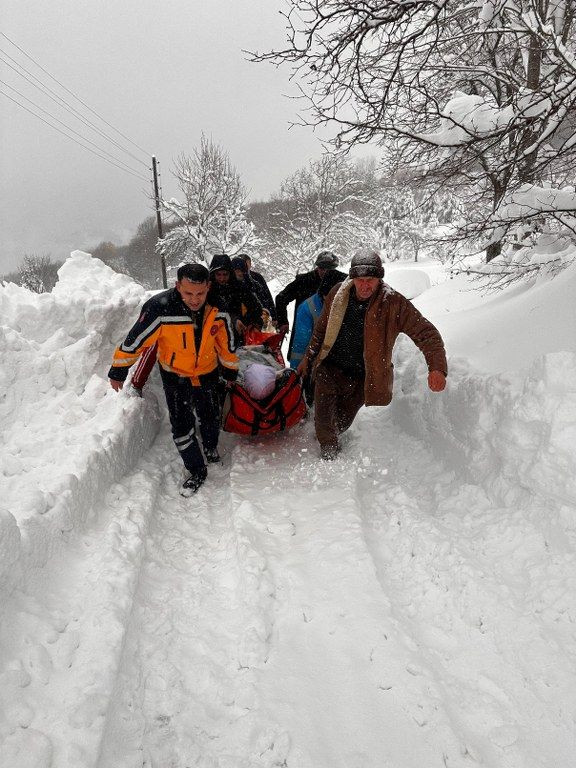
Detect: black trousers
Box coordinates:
(314, 362, 365, 451)
(160, 368, 220, 474)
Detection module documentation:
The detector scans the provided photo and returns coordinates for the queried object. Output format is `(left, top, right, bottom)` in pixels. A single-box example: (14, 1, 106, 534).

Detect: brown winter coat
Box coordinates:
(305, 279, 447, 406)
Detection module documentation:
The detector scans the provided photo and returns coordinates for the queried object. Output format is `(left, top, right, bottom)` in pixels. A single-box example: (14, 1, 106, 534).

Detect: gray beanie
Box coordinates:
(349, 248, 384, 279)
(314, 250, 339, 269)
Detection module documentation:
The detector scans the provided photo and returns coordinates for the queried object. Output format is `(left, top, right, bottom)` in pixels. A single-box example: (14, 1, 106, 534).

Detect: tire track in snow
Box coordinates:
(353, 407, 576, 768)
(97, 430, 290, 768)
(229, 420, 471, 768)
(0, 433, 165, 768)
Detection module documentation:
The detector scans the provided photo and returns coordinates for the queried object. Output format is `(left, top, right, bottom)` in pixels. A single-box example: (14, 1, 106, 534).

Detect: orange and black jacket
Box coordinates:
(108, 288, 239, 385)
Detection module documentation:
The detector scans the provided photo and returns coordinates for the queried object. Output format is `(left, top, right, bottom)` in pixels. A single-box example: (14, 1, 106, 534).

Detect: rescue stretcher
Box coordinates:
(221, 329, 307, 436)
(130, 330, 308, 438)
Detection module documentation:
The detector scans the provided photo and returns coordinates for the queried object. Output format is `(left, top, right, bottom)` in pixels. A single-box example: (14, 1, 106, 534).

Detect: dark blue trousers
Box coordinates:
(160, 368, 220, 474)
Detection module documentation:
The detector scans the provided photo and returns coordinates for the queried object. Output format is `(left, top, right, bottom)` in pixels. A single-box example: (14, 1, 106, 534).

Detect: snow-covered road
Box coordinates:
(5, 404, 576, 768)
(3, 253, 576, 768)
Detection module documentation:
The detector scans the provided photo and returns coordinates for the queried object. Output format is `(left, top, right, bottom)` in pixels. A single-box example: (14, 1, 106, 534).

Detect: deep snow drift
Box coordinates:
(1, 251, 576, 768)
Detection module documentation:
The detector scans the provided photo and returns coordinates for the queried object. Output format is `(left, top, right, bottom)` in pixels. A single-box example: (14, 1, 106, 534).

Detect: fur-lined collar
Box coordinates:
(318, 279, 394, 363)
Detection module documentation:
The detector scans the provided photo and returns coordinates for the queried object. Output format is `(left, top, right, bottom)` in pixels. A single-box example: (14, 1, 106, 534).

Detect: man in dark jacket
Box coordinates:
(237, 254, 276, 320)
(208, 254, 264, 344)
(298, 249, 447, 460)
(231, 256, 276, 325)
(275, 250, 347, 362)
(109, 263, 239, 494)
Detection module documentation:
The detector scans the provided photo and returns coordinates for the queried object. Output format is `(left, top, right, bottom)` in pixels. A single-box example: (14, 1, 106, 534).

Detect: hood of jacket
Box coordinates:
(210, 253, 233, 273)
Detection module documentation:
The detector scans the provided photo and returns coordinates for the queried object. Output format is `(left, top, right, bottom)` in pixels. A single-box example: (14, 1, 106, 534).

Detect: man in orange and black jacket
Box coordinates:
(108, 263, 238, 496)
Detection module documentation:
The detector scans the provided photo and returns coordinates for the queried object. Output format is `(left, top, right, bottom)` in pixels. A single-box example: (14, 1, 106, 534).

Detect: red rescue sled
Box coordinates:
(222, 328, 307, 436)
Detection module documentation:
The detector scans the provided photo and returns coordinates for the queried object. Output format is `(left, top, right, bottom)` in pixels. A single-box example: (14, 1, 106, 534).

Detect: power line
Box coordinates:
(0, 88, 150, 182)
(0, 30, 152, 159)
(0, 47, 150, 169)
(0, 79, 150, 180)
(0, 48, 149, 169)
(0, 30, 167, 286)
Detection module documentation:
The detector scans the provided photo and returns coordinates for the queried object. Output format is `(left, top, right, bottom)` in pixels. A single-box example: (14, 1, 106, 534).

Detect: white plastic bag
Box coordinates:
(243, 363, 277, 400)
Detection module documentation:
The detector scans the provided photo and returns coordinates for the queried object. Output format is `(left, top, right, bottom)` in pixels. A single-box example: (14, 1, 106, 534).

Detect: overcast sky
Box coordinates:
(1, 0, 345, 273)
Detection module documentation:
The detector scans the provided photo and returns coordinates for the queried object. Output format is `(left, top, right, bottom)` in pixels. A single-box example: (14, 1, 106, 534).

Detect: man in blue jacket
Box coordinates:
(290, 270, 345, 404)
(275, 251, 347, 363)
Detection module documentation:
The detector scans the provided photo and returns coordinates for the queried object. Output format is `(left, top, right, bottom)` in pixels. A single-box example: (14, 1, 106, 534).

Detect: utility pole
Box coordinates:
(152, 156, 167, 288)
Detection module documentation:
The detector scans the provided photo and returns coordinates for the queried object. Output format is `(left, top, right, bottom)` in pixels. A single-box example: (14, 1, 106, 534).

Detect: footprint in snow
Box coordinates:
(26, 643, 52, 685)
(490, 725, 519, 748)
(53, 630, 81, 669)
(0, 728, 53, 768)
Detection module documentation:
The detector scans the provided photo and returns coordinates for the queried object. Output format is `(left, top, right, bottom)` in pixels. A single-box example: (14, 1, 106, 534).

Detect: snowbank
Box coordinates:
(385, 268, 431, 299)
(393, 350, 576, 502)
(415, 259, 576, 374)
(392, 250, 576, 512)
(0, 253, 160, 608)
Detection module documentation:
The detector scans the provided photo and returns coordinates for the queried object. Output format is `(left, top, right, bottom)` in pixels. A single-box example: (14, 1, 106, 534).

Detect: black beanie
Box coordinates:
(230, 256, 248, 273)
(348, 248, 384, 279)
(314, 250, 339, 269)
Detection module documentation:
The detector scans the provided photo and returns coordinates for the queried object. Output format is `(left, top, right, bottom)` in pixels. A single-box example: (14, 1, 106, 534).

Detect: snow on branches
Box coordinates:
(256, 153, 380, 279)
(158, 135, 256, 271)
(252, 0, 576, 263)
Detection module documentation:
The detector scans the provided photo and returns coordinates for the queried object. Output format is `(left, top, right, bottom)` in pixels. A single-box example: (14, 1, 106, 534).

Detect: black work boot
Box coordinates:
(180, 467, 207, 496)
(204, 448, 222, 464)
(320, 444, 340, 461)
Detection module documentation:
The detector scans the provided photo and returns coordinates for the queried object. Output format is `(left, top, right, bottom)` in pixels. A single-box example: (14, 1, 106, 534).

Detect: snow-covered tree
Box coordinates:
(254, 0, 576, 262)
(159, 135, 256, 270)
(257, 153, 380, 279)
(374, 185, 464, 263)
(123, 217, 163, 288)
(18, 255, 61, 293)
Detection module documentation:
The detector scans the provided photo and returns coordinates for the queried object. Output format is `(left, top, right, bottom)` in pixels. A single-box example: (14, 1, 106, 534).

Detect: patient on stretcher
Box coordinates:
(237, 346, 290, 401)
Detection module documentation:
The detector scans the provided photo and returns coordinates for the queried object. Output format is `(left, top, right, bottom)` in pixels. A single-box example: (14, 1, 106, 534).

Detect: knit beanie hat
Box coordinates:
(349, 248, 385, 279)
(314, 250, 339, 269)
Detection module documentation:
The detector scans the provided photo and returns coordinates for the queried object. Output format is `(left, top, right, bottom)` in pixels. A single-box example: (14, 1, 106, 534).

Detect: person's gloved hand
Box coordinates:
(109, 379, 124, 391)
(278, 323, 289, 335)
(428, 371, 446, 392)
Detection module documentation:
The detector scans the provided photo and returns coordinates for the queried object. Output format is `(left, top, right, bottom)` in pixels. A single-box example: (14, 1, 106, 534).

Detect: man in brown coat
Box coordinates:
(297, 248, 447, 459)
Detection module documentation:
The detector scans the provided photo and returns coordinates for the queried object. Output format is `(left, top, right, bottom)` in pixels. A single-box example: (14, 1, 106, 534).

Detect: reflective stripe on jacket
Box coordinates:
(109, 288, 238, 385)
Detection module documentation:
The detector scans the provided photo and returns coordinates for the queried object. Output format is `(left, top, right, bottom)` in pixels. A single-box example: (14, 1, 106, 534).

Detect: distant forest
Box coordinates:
(0, 147, 474, 293)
